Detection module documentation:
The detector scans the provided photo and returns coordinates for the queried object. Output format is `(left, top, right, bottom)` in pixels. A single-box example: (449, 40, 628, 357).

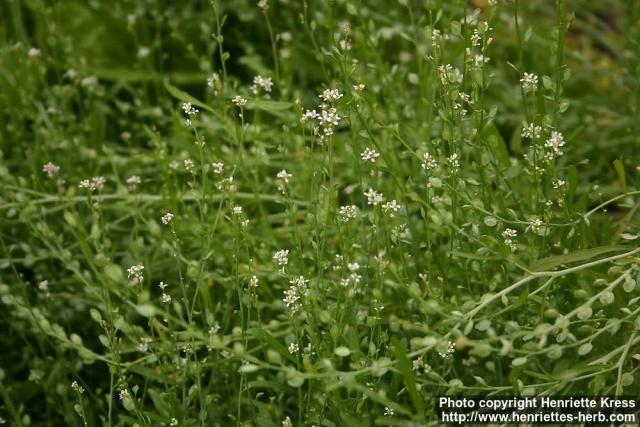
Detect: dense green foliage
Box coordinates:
(1, 0, 640, 425)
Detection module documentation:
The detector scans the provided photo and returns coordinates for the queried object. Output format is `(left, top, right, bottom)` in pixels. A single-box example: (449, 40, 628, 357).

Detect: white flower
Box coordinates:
(250, 75, 274, 95)
(352, 83, 366, 92)
(364, 189, 384, 206)
(38, 280, 49, 291)
(447, 153, 460, 172)
(288, 343, 299, 354)
(161, 293, 172, 304)
(438, 340, 456, 359)
(127, 264, 145, 285)
(184, 159, 195, 173)
(126, 175, 141, 190)
(170, 418, 178, 426)
(249, 275, 259, 288)
(161, 213, 174, 225)
(383, 200, 401, 217)
(384, 407, 394, 416)
(181, 102, 198, 115)
(360, 147, 380, 163)
(320, 88, 343, 103)
(257, 0, 268, 10)
(421, 151, 437, 171)
(501, 228, 518, 251)
(207, 73, 220, 88)
(276, 170, 293, 193)
(79, 176, 105, 192)
(520, 72, 538, 93)
(28, 47, 41, 57)
(276, 170, 292, 183)
(529, 218, 543, 233)
(301, 109, 319, 123)
(339, 205, 358, 223)
(232, 96, 247, 107)
(347, 262, 360, 272)
(544, 131, 565, 160)
(282, 417, 292, 427)
(522, 123, 542, 139)
(119, 389, 129, 400)
(272, 249, 289, 267)
(211, 162, 224, 174)
(42, 162, 60, 178)
(232, 205, 243, 215)
(552, 179, 566, 190)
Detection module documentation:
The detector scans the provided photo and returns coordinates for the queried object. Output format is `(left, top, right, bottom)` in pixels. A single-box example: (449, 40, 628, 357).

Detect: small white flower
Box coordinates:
(161, 213, 174, 225)
(522, 123, 542, 139)
(288, 343, 299, 354)
(126, 175, 141, 190)
(364, 189, 384, 206)
(211, 162, 224, 174)
(544, 131, 565, 160)
(170, 418, 178, 426)
(232, 96, 247, 107)
(184, 159, 195, 173)
(119, 389, 129, 400)
(383, 200, 401, 217)
(232, 205, 243, 215)
(384, 407, 394, 416)
(360, 147, 380, 163)
(552, 179, 566, 190)
(250, 74, 274, 95)
(320, 88, 343, 103)
(249, 275, 259, 288)
(352, 83, 366, 92)
(339, 205, 358, 223)
(42, 162, 60, 178)
(182, 102, 198, 115)
(438, 340, 456, 359)
(127, 264, 145, 285)
(501, 228, 518, 251)
(272, 249, 289, 267)
(38, 280, 49, 291)
(520, 72, 538, 93)
(421, 151, 437, 171)
(258, 0, 268, 10)
(447, 153, 460, 172)
(79, 176, 105, 192)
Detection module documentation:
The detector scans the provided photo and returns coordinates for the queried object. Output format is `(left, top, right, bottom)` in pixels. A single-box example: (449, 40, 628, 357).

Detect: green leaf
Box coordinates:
(613, 158, 627, 193)
(248, 328, 297, 364)
(392, 337, 425, 418)
(248, 99, 292, 111)
(147, 389, 171, 418)
(527, 245, 630, 272)
(165, 83, 216, 114)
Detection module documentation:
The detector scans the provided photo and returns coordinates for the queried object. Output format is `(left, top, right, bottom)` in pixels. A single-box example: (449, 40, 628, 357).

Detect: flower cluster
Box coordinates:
(283, 276, 309, 314)
(161, 212, 174, 225)
(339, 205, 358, 223)
(543, 131, 565, 161)
(276, 170, 292, 194)
(360, 147, 380, 163)
(438, 340, 456, 359)
(79, 176, 106, 192)
(364, 189, 384, 206)
(250, 74, 273, 96)
(127, 264, 145, 285)
(501, 228, 518, 251)
(301, 88, 343, 141)
(42, 162, 60, 178)
(520, 72, 538, 93)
